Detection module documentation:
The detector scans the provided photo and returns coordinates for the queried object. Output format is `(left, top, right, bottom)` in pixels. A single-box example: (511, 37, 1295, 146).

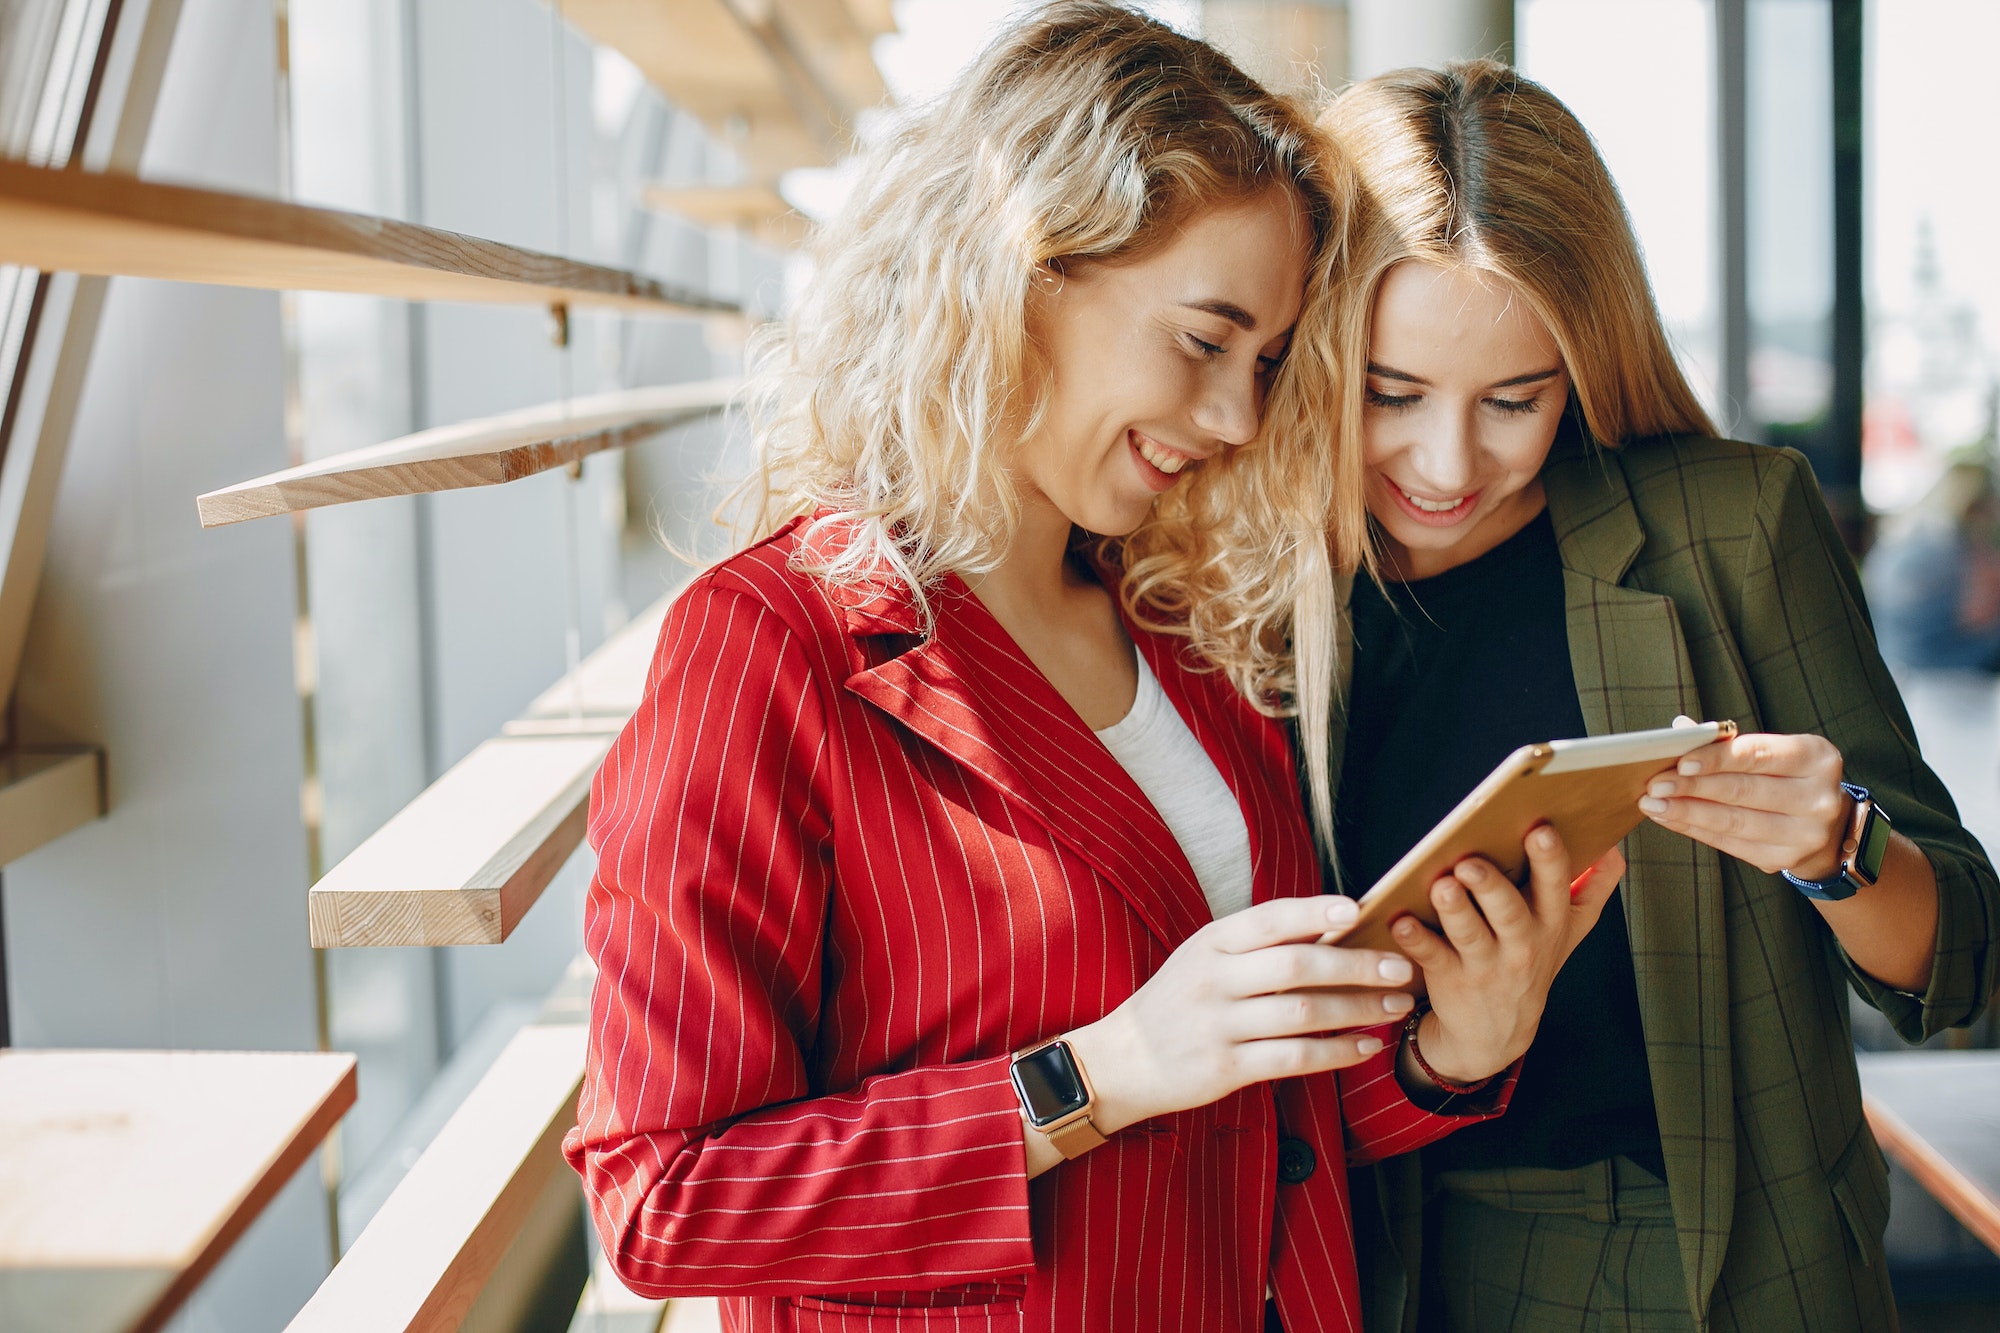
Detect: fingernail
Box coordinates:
(1639, 797, 1668, 815)
(1393, 917, 1418, 936)
(1357, 1036, 1384, 1055)
(1384, 992, 1414, 1013)
(1679, 759, 1702, 775)
(1533, 827, 1558, 852)
(1326, 897, 1358, 923)
(1438, 884, 1463, 904)
(1457, 861, 1487, 882)
(1647, 779, 1674, 798)
(1379, 957, 1413, 982)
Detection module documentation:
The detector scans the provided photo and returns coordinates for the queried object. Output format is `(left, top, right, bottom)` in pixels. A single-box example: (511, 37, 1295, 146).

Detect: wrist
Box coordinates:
(1788, 787, 1858, 882)
(1062, 1015, 1149, 1134)
(1413, 1009, 1510, 1086)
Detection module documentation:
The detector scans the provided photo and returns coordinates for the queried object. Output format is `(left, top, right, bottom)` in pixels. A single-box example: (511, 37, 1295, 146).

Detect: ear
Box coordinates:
(1032, 261, 1065, 294)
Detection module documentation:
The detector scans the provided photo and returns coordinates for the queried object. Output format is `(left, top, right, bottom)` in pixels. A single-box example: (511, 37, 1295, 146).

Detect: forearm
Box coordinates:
(1809, 830, 1938, 993)
(573, 1057, 1033, 1296)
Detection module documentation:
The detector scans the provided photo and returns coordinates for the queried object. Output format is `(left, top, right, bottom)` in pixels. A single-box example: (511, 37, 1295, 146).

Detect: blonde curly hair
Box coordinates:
(741, 0, 1362, 844)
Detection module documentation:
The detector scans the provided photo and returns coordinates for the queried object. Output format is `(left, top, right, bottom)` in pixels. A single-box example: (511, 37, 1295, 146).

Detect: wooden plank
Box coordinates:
(1858, 1051, 2000, 1256)
(660, 1298, 723, 1332)
(569, 1251, 669, 1333)
(559, 0, 888, 177)
(286, 1024, 587, 1333)
(0, 745, 104, 866)
(641, 184, 808, 248)
(0, 1050, 356, 1333)
(196, 381, 735, 527)
(516, 596, 671, 727)
(0, 157, 732, 315)
(308, 734, 613, 947)
(308, 592, 673, 949)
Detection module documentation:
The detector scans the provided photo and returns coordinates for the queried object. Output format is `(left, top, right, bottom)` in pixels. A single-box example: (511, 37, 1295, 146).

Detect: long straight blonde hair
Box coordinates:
(743, 1, 1369, 812)
(1299, 61, 1718, 841)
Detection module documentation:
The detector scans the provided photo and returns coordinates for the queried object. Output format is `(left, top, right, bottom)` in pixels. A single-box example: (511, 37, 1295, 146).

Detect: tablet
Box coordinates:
(1328, 719, 1738, 954)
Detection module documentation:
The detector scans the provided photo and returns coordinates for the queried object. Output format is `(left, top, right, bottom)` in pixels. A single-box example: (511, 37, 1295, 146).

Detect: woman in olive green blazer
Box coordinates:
(1306, 62, 2000, 1332)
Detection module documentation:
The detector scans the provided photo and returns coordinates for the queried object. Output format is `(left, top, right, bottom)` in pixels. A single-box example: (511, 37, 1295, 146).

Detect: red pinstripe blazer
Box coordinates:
(564, 518, 1502, 1332)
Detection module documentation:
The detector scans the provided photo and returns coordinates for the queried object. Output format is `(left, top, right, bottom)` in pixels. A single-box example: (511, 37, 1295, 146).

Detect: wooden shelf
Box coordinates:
(0, 1049, 357, 1333)
(569, 1250, 669, 1333)
(0, 745, 104, 866)
(196, 381, 735, 527)
(309, 598, 671, 948)
(0, 157, 732, 315)
(286, 1021, 586, 1333)
(559, 0, 891, 177)
(642, 184, 808, 248)
(1859, 1050, 2000, 1256)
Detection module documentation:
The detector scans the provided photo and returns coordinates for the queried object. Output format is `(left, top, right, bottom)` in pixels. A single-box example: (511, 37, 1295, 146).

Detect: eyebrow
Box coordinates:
(1179, 299, 1258, 330)
(1368, 361, 1563, 390)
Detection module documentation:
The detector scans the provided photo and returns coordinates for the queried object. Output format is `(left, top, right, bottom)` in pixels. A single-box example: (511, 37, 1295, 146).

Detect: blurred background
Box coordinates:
(1, 1, 1996, 1330)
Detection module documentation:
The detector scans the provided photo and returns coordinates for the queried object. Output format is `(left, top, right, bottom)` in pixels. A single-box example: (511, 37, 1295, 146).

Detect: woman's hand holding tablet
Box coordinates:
(1064, 896, 1420, 1133)
(1389, 829, 1625, 1086)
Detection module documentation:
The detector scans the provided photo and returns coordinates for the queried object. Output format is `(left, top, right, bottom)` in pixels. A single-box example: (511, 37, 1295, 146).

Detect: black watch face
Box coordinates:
(1012, 1043, 1088, 1127)
(1856, 802, 1893, 881)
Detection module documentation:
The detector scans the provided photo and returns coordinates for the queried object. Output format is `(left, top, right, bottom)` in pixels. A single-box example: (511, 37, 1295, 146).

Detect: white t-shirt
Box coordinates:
(1093, 651, 1255, 919)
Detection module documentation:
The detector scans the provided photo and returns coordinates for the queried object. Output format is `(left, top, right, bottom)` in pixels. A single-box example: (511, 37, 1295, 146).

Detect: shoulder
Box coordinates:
(652, 522, 849, 680)
(1610, 434, 1823, 542)
(674, 522, 835, 629)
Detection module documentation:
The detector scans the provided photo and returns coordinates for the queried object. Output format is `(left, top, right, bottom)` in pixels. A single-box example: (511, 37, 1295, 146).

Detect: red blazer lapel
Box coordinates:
(835, 573, 1213, 952)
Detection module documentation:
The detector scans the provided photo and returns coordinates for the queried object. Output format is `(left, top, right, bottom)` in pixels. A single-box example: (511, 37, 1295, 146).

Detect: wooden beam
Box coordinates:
(307, 734, 612, 948)
(558, 0, 889, 177)
(515, 597, 671, 729)
(641, 185, 807, 249)
(285, 1023, 587, 1333)
(308, 597, 671, 948)
(196, 381, 735, 527)
(0, 1049, 356, 1333)
(0, 157, 733, 315)
(1858, 1051, 2000, 1257)
(0, 745, 104, 866)
(569, 1250, 669, 1333)
(661, 1299, 723, 1332)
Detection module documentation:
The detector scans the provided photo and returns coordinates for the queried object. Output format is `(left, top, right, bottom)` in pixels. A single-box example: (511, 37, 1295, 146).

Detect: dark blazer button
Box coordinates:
(1277, 1136, 1317, 1185)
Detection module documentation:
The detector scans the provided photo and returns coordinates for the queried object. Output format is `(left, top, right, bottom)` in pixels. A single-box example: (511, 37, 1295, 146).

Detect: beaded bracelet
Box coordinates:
(1402, 1002, 1499, 1097)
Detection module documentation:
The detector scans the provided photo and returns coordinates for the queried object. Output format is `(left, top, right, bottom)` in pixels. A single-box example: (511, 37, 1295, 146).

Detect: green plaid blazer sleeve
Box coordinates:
(1602, 438, 2000, 1040)
(1732, 444, 2000, 1037)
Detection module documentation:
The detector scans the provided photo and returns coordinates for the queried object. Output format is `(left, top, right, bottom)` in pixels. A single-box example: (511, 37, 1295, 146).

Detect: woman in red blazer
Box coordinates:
(564, 6, 1619, 1330)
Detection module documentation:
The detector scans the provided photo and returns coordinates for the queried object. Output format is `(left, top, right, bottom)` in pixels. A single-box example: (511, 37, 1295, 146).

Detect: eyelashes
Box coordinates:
(1186, 334, 1288, 376)
(1365, 387, 1546, 415)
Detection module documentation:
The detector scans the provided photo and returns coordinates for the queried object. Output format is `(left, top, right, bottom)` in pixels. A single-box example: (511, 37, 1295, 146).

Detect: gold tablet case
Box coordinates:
(1339, 720, 1739, 953)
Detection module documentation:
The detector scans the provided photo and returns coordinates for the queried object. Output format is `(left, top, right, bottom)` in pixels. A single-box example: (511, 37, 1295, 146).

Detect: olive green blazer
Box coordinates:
(1338, 434, 2000, 1332)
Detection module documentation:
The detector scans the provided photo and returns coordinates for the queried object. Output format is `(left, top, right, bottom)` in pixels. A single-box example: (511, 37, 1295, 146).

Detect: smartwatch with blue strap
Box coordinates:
(1782, 782, 1892, 901)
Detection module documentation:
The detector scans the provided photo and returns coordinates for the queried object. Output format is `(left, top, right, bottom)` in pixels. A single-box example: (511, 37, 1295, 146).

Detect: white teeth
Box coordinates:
(1135, 436, 1191, 475)
(1399, 485, 1464, 513)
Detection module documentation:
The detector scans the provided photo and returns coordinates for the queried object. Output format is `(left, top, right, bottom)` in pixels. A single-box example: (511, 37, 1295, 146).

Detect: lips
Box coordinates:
(1383, 479, 1480, 526)
(1129, 430, 1203, 492)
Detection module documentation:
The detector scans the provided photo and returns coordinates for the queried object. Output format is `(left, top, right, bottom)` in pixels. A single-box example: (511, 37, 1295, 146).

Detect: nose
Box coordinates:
(1404, 406, 1479, 493)
(1191, 362, 1263, 450)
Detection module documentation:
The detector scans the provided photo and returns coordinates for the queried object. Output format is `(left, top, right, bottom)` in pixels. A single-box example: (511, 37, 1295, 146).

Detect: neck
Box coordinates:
(964, 493, 1080, 621)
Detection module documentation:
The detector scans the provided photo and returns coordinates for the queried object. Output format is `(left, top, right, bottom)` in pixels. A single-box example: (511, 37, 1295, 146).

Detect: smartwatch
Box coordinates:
(1010, 1037, 1107, 1159)
(1782, 782, 1892, 902)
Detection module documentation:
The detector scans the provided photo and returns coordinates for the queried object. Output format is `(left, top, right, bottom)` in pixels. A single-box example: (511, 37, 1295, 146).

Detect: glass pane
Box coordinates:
(1517, 0, 1721, 421)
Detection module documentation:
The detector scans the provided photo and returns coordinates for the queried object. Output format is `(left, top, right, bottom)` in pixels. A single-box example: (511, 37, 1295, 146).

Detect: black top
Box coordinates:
(1334, 510, 1664, 1177)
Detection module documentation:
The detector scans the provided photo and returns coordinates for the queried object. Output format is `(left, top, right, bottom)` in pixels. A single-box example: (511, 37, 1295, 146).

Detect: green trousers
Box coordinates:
(1425, 1157, 1692, 1333)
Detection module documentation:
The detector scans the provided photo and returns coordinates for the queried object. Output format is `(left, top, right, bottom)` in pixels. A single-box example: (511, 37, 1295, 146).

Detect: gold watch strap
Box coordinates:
(1046, 1114, 1109, 1159)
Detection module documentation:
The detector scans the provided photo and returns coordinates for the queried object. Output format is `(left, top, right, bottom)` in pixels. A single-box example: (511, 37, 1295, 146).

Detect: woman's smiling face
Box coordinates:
(1362, 260, 1571, 579)
(1018, 190, 1309, 538)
